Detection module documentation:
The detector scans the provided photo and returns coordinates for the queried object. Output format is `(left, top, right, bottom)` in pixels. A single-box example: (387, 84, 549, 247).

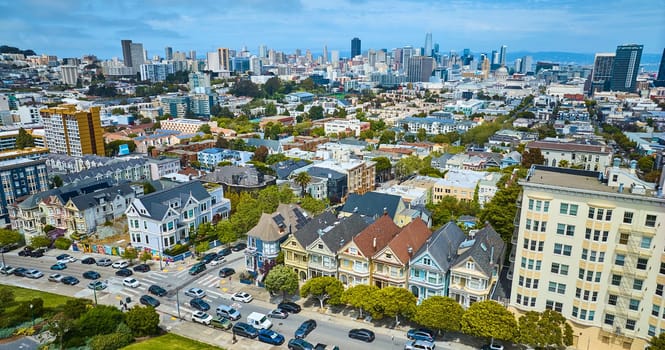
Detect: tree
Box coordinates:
(63, 299, 92, 320)
(299, 196, 328, 215)
(253, 145, 269, 163)
(395, 156, 423, 178)
(231, 79, 260, 97)
(293, 172, 312, 197)
(413, 296, 465, 334)
(522, 148, 546, 168)
(557, 159, 569, 168)
(308, 105, 324, 120)
(77, 305, 125, 337)
(300, 276, 344, 309)
(30, 235, 51, 248)
(373, 156, 392, 182)
(417, 128, 427, 142)
(45, 313, 73, 350)
(341, 284, 378, 318)
(0, 228, 21, 246)
(122, 247, 138, 264)
(54, 237, 72, 250)
(265, 102, 277, 116)
(142, 182, 156, 194)
(216, 220, 237, 247)
(478, 180, 521, 244)
(379, 130, 396, 144)
(637, 155, 655, 173)
(15, 128, 35, 149)
(369, 287, 416, 324)
(460, 300, 517, 342)
(0, 286, 15, 304)
(139, 251, 153, 263)
(649, 332, 665, 350)
(198, 124, 212, 134)
(52, 175, 63, 188)
(516, 310, 573, 349)
(264, 265, 299, 300)
(263, 76, 281, 96)
(125, 305, 160, 336)
(195, 241, 208, 255)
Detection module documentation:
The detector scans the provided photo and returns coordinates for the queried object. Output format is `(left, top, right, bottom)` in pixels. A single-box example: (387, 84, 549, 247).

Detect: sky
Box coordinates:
(1, 0, 664, 59)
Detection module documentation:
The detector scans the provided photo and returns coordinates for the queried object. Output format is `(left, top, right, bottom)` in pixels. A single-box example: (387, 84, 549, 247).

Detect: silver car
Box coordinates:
(405, 340, 435, 350)
(25, 269, 44, 279)
(96, 258, 113, 267)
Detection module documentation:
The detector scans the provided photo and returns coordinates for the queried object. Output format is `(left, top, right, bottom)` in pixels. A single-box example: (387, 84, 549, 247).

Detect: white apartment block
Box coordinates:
(510, 165, 665, 350)
(323, 118, 369, 137)
(147, 157, 181, 180)
(160, 119, 210, 134)
(526, 140, 613, 171)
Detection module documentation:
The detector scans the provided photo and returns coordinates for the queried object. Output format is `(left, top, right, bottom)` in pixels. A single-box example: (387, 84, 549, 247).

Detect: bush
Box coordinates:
(54, 237, 72, 250)
(89, 331, 133, 350)
(163, 244, 189, 256)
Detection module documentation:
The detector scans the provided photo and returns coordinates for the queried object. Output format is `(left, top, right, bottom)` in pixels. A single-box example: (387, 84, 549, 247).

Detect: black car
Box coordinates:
(295, 319, 317, 339)
(190, 298, 210, 311)
(81, 257, 96, 265)
(232, 322, 258, 339)
(61, 276, 80, 285)
(115, 268, 133, 277)
(18, 247, 33, 256)
(218, 247, 232, 256)
(288, 338, 315, 350)
(140, 295, 160, 307)
(219, 267, 235, 278)
(133, 264, 150, 272)
(348, 328, 375, 342)
(0, 243, 19, 253)
(82, 270, 101, 280)
(148, 284, 167, 297)
(13, 267, 28, 277)
(29, 248, 45, 258)
(278, 301, 302, 314)
(201, 252, 218, 264)
(232, 243, 247, 251)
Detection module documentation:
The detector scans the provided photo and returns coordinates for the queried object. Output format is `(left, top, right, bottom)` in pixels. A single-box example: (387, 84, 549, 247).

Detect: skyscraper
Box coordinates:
(121, 39, 133, 67)
(40, 104, 104, 156)
(351, 37, 361, 58)
(165, 46, 173, 60)
(521, 55, 533, 74)
(407, 56, 435, 82)
(189, 50, 196, 60)
(424, 32, 432, 57)
(499, 45, 507, 66)
(655, 48, 665, 87)
(591, 53, 615, 93)
(610, 44, 643, 92)
(331, 50, 339, 65)
(60, 65, 78, 86)
(322, 45, 328, 64)
(259, 45, 267, 59)
(130, 42, 145, 73)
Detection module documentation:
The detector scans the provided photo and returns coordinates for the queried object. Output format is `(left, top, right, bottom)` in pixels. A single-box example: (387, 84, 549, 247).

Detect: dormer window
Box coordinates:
(466, 261, 475, 270)
(385, 253, 392, 259)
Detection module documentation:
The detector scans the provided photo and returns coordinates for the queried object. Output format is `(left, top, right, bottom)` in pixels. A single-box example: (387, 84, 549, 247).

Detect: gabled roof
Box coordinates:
(353, 214, 402, 257)
(68, 183, 135, 210)
(412, 221, 466, 272)
(451, 224, 505, 277)
(271, 159, 310, 180)
(246, 203, 309, 242)
(293, 211, 338, 248)
(133, 181, 209, 220)
(16, 179, 117, 209)
(340, 192, 403, 219)
(316, 214, 369, 253)
(381, 218, 432, 264)
(306, 166, 346, 180)
(59, 158, 148, 184)
(244, 138, 282, 152)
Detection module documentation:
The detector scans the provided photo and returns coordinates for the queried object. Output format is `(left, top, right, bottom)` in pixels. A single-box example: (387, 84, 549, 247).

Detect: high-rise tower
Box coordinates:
(499, 45, 507, 66)
(165, 47, 173, 60)
(121, 40, 133, 67)
(40, 104, 104, 157)
(610, 44, 643, 92)
(323, 45, 328, 64)
(591, 53, 615, 93)
(655, 48, 665, 87)
(351, 37, 361, 58)
(424, 32, 432, 57)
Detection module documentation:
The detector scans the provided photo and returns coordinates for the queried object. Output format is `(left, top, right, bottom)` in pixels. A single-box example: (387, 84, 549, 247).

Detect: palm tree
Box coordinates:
(293, 172, 312, 197)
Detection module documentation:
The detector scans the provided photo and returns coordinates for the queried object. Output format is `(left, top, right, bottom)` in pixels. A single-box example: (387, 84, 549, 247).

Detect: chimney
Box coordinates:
(373, 237, 376, 249)
(383, 207, 388, 215)
(407, 245, 413, 256)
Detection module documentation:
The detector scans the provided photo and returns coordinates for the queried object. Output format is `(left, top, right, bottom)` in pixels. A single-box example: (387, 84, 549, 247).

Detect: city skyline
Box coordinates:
(1, 0, 663, 59)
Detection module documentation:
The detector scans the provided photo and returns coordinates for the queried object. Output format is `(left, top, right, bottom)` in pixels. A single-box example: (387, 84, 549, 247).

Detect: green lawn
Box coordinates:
(9, 286, 76, 309)
(122, 333, 223, 350)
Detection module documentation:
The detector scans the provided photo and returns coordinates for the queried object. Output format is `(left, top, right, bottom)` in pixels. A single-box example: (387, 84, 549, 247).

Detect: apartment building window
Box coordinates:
(554, 243, 572, 256)
(588, 207, 612, 221)
(626, 319, 636, 331)
(548, 282, 566, 294)
(637, 258, 648, 270)
(633, 279, 643, 290)
(608, 294, 618, 305)
(560, 203, 578, 216)
(615, 254, 625, 266)
(556, 224, 575, 236)
(572, 306, 578, 317)
(619, 233, 629, 244)
(528, 199, 534, 210)
(641, 237, 652, 249)
(585, 228, 609, 242)
(545, 300, 563, 313)
(525, 219, 531, 230)
(623, 211, 633, 224)
(645, 214, 657, 227)
(551, 263, 569, 275)
(652, 305, 660, 317)
(611, 274, 622, 286)
(604, 314, 615, 326)
(657, 284, 664, 296)
(660, 262, 665, 275)
(648, 325, 656, 337)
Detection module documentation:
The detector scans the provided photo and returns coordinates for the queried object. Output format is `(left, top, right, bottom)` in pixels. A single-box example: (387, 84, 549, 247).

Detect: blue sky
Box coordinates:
(1, 0, 663, 59)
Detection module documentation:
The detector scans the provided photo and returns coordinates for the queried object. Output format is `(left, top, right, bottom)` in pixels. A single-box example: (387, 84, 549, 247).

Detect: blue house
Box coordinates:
(408, 221, 466, 303)
(244, 203, 309, 273)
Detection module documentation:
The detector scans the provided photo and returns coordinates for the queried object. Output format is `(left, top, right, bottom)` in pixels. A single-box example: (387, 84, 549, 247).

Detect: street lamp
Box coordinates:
(175, 287, 182, 320)
(30, 304, 34, 327)
(93, 287, 98, 306)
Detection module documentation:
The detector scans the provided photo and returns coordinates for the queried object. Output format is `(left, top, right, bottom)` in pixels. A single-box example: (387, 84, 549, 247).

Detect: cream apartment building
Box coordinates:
(510, 165, 665, 350)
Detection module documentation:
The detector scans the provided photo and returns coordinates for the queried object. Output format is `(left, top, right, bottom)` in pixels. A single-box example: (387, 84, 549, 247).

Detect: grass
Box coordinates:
(122, 333, 223, 350)
(7, 285, 75, 309)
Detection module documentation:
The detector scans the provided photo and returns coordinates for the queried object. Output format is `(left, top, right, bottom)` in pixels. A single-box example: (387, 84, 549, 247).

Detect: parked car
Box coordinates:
(123, 277, 139, 288)
(216, 304, 241, 321)
(258, 329, 285, 345)
(88, 281, 107, 290)
(50, 263, 67, 270)
(210, 316, 232, 330)
(210, 256, 226, 266)
(0, 243, 19, 253)
(112, 260, 129, 269)
(188, 263, 206, 275)
(61, 276, 80, 285)
(232, 322, 258, 339)
(348, 328, 375, 342)
(81, 257, 96, 265)
(232, 243, 247, 251)
(29, 248, 45, 258)
(218, 247, 232, 256)
(190, 298, 210, 311)
(25, 269, 44, 279)
(13, 267, 28, 277)
(267, 308, 288, 319)
(294, 319, 317, 339)
(231, 292, 253, 303)
(96, 258, 112, 267)
(148, 285, 167, 297)
(184, 288, 206, 299)
(56, 254, 76, 264)
(481, 343, 504, 350)
(133, 264, 150, 272)
(0, 266, 16, 275)
(140, 295, 160, 307)
(314, 343, 340, 350)
(82, 270, 101, 280)
(405, 340, 436, 350)
(278, 301, 302, 313)
(191, 311, 213, 325)
(407, 328, 435, 342)
(201, 252, 218, 264)
(115, 268, 133, 277)
(18, 247, 33, 256)
(288, 338, 314, 350)
(218, 267, 235, 278)
(48, 273, 64, 282)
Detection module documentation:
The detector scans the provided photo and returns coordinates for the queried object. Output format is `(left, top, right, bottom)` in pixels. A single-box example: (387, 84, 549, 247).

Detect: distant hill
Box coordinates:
(507, 51, 662, 68)
(0, 45, 37, 56)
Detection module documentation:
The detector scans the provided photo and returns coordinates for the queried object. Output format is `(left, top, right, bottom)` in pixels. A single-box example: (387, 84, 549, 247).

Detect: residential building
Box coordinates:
(125, 181, 213, 255)
(338, 214, 401, 287)
(0, 159, 49, 227)
(408, 222, 466, 303)
(64, 182, 137, 236)
(140, 63, 175, 82)
(245, 203, 309, 273)
(591, 53, 615, 93)
(0, 147, 49, 163)
(610, 44, 643, 93)
(372, 218, 432, 288)
(432, 170, 487, 204)
(40, 104, 105, 156)
(60, 65, 78, 86)
(399, 115, 468, 135)
(57, 158, 150, 185)
(201, 165, 276, 193)
(160, 96, 190, 118)
(526, 140, 613, 170)
(304, 159, 375, 197)
(340, 192, 406, 223)
(478, 172, 502, 207)
(285, 92, 315, 103)
(323, 119, 370, 137)
(147, 157, 181, 180)
(509, 165, 664, 350)
(448, 224, 505, 308)
(305, 167, 347, 203)
(282, 211, 338, 281)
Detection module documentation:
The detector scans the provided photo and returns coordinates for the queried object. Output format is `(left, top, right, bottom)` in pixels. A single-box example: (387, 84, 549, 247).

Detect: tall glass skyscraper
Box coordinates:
(351, 37, 361, 58)
(610, 44, 643, 92)
(424, 32, 432, 57)
(655, 48, 665, 87)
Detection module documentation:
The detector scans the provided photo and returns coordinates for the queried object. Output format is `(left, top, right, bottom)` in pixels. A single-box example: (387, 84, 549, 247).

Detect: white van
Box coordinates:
(246, 312, 272, 330)
(216, 304, 241, 321)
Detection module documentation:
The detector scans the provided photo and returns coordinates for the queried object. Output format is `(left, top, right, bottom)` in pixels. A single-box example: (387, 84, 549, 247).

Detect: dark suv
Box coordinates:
(133, 264, 150, 272)
(294, 319, 317, 339)
(278, 301, 301, 313)
(232, 322, 258, 339)
(148, 284, 167, 297)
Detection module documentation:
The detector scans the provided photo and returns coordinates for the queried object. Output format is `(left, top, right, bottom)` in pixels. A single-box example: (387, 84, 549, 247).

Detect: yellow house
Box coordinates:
(281, 211, 338, 282)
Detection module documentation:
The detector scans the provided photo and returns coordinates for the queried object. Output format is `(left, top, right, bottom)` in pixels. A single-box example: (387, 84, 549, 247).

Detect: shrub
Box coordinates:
(89, 331, 133, 350)
(163, 244, 189, 256)
(54, 237, 72, 250)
